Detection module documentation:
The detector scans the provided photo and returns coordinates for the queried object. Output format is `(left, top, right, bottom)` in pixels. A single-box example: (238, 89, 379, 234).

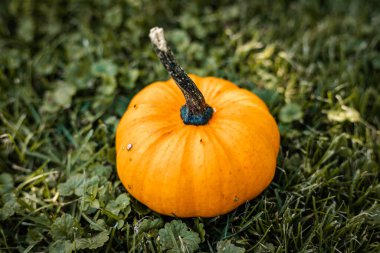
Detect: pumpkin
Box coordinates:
(116, 27, 280, 217)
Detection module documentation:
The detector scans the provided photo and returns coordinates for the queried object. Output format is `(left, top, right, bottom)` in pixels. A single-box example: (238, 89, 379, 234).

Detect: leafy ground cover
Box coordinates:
(1, 0, 380, 252)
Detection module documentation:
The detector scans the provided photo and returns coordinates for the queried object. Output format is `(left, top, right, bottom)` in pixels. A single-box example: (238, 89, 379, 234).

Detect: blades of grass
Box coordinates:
(105, 227, 116, 253)
(24, 150, 61, 164)
(81, 213, 105, 231)
(16, 171, 58, 195)
(58, 125, 78, 148)
(70, 129, 93, 166)
(0, 226, 10, 253)
(247, 224, 273, 251)
(0, 113, 27, 139)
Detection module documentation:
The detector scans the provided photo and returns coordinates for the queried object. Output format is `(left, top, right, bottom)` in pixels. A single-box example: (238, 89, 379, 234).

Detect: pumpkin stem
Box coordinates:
(149, 27, 213, 126)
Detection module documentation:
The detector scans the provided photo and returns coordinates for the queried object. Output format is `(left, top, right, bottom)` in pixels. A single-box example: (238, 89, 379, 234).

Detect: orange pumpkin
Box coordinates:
(116, 27, 280, 217)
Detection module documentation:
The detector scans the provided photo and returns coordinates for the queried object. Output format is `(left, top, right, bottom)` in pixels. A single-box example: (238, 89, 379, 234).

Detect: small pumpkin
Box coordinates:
(116, 27, 280, 217)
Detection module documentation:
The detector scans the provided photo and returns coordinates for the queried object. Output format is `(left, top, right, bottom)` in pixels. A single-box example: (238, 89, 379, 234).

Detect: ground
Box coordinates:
(0, 0, 379, 252)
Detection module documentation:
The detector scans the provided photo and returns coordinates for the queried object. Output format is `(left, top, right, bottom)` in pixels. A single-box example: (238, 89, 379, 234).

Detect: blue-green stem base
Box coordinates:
(180, 105, 214, 125)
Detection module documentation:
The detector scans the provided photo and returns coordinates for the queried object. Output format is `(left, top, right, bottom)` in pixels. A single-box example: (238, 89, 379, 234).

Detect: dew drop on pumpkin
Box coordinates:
(127, 143, 133, 151)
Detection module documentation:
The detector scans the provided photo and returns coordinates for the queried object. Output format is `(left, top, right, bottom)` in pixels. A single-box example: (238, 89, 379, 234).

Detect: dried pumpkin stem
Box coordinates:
(149, 27, 213, 126)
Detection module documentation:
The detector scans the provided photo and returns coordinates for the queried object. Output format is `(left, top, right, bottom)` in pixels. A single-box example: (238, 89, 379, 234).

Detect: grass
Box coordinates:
(0, 0, 379, 252)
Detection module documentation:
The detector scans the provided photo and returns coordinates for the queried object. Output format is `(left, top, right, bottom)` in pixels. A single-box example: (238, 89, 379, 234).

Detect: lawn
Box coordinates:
(0, 0, 379, 252)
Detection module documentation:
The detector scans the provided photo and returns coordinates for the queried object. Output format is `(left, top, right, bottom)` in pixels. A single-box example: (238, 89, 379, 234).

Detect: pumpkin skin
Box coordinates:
(116, 74, 280, 217)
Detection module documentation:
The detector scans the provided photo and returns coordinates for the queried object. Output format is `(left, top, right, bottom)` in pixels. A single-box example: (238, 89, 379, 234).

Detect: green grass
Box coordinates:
(1, 0, 380, 252)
